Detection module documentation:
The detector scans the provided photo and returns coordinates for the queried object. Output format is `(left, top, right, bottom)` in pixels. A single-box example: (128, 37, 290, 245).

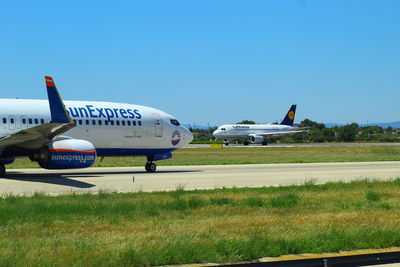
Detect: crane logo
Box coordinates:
(288, 111, 295, 120)
(171, 130, 181, 146)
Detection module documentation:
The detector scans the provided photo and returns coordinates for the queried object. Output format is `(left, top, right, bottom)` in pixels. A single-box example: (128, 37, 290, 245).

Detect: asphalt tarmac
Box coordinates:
(1, 161, 400, 196)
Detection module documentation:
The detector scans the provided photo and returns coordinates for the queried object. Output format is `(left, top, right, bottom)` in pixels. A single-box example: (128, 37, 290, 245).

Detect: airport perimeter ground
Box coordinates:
(8, 143, 400, 169)
(2, 144, 400, 266)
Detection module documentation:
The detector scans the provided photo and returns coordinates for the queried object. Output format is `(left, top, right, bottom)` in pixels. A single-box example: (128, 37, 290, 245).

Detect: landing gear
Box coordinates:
(0, 164, 5, 177)
(223, 140, 230, 146)
(145, 162, 157, 173)
(243, 141, 250, 146)
(262, 140, 268, 146)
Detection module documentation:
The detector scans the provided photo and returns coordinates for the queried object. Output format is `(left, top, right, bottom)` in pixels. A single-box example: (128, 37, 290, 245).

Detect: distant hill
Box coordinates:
(183, 124, 211, 130)
(359, 121, 400, 128)
(321, 122, 400, 129)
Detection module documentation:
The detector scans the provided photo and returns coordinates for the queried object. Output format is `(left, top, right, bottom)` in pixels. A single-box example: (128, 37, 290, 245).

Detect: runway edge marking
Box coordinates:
(161, 247, 400, 267)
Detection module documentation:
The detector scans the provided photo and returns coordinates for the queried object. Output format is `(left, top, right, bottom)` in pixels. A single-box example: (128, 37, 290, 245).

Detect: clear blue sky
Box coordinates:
(0, 0, 399, 126)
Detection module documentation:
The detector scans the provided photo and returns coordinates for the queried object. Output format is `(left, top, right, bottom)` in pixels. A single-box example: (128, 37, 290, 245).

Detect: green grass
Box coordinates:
(1, 179, 400, 266)
(269, 193, 300, 208)
(8, 145, 400, 169)
(366, 190, 381, 202)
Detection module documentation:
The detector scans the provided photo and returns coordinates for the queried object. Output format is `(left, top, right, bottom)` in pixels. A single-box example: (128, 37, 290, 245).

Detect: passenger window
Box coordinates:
(22, 118, 26, 124)
(29, 119, 33, 124)
(116, 121, 120, 126)
(122, 121, 125, 126)
(132, 121, 136, 126)
(98, 120, 102, 126)
(127, 121, 131, 126)
(110, 121, 114, 126)
(105, 120, 109, 126)
(41, 119, 45, 124)
(10, 118, 14, 124)
(79, 120, 82, 125)
(73, 120, 77, 125)
(34, 119, 38, 124)
(92, 120, 96, 126)
(138, 121, 142, 126)
(2, 118, 6, 124)
(86, 120, 89, 125)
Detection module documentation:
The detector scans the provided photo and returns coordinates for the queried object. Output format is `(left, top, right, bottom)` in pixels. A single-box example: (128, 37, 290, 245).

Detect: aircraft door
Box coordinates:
(153, 113, 163, 137)
(20, 116, 28, 130)
(8, 116, 16, 131)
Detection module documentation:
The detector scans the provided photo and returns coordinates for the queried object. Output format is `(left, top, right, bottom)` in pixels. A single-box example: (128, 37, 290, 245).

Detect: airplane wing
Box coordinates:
(0, 76, 75, 155)
(255, 129, 305, 138)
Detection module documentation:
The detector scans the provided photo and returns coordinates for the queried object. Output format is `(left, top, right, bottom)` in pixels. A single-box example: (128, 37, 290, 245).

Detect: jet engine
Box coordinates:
(249, 135, 264, 144)
(0, 158, 15, 165)
(31, 139, 96, 169)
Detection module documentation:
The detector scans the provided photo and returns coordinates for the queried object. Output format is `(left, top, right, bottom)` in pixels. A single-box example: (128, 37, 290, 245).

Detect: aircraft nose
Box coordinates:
(213, 130, 219, 136)
(181, 126, 193, 145)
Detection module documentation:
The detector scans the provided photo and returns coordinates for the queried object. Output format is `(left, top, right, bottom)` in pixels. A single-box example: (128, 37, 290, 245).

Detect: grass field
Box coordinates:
(8, 145, 400, 169)
(1, 180, 400, 266)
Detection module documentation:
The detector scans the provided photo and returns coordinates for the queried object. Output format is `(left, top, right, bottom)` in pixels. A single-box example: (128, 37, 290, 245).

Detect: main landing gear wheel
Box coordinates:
(0, 164, 5, 177)
(145, 162, 157, 173)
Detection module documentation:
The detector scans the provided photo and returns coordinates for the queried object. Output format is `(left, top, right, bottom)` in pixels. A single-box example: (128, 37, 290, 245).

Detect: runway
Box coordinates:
(187, 143, 400, 148)
(1, 161, 400, 196)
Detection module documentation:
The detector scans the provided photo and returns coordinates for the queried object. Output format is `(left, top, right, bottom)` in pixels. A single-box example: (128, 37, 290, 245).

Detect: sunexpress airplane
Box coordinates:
(0, 76, 193, 176)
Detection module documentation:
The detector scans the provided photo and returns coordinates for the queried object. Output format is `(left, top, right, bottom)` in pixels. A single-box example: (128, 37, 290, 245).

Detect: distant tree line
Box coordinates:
(190, 119, 400, 143)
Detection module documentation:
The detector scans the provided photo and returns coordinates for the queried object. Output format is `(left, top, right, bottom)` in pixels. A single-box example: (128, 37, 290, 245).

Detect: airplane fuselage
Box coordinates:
(213, 124, 295, 141)
(0, 99, 192, 157)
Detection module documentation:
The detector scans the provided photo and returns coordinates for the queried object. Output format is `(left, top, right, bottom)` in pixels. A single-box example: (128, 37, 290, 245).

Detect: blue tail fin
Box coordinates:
(280, 105, 297, 126)
(45, 76, 73, 124)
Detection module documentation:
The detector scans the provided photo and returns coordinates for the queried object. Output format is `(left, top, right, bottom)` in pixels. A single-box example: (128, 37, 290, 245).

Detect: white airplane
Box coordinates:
(213, 105, 305, 145)
(0, 76, 193, 176)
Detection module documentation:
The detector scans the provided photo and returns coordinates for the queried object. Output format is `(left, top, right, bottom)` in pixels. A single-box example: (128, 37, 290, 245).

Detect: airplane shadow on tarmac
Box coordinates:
(2, 170, 201, 189)
(3, 173, 97, 188)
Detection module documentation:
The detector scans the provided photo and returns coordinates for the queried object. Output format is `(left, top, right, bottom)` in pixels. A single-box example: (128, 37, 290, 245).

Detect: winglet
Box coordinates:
(280, 105, 297, 126)
(45, 76, 73, 124)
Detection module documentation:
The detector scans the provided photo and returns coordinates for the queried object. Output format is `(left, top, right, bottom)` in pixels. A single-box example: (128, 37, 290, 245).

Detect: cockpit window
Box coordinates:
(170, 119, 180, 126)
(221, 128, 226, 131)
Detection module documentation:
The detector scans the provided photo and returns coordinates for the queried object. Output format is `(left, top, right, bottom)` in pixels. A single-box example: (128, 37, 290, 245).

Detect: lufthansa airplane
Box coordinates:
(213, 105, 304, 145)
(0, 76, 193, 176)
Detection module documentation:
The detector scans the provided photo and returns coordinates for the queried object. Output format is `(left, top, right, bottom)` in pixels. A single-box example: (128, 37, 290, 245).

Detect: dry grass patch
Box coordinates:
(1, 179, 400, 265)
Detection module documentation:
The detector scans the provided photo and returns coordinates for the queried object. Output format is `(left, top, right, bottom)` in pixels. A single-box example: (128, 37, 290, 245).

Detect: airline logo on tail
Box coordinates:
(280, 105, 297, 126)
(288, 111, 295, 120)
(45, 76, 55, 87)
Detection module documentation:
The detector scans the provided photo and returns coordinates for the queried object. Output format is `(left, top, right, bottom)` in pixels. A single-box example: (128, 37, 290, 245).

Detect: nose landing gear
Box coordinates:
(0, 165, 5, 177)
(145, 162, 157, 173)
